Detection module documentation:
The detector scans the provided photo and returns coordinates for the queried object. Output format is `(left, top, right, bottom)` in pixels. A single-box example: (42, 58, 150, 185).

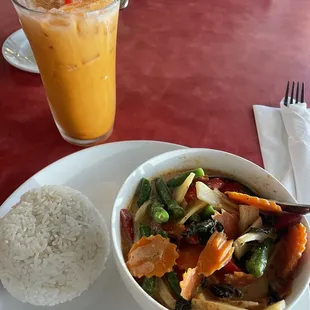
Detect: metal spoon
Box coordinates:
(266, 201, 310, 215)
(207, 175, 310, 215)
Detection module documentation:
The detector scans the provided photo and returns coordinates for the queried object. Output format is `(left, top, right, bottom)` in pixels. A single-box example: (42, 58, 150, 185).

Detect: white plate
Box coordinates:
(2, 28, 39, 74)
(0, 140, 309, 310)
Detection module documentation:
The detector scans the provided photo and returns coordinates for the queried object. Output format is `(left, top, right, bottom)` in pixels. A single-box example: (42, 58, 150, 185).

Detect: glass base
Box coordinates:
(60, 127, 113, 147)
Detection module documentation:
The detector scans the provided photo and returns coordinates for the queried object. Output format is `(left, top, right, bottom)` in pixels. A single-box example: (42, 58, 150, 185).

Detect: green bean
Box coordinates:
(154, 211, 169, 224)
(137, 178, 152, 208)
(188, 213, 201, 223)
(140, 224, 152, 237)
(166, 271, 181, 298)
(155, 177, 185, 219)
(167, 168, 205, 188)
(246, 238, 273, 278)
(141, 277, 157, 296)
(157, 230, 168, 238)
(202, 205, 215, 219)
(151, 200, 170, 224)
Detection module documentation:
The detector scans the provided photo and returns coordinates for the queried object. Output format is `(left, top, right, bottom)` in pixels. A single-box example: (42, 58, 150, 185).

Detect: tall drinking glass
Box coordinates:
(12, 0, 120, 146)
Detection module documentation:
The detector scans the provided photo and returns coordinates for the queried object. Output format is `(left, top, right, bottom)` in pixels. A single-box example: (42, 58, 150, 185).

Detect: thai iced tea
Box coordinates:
(12, 0, 120, 145)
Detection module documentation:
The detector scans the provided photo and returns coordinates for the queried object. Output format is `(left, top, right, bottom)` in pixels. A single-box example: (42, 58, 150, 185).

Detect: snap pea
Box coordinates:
(140, 224, 152, 237)
(202, 205, 215, 219)
(151, 200, 170, 224)
(166, 168, 205, 188)
(246, 238, 273, 278)
(137, 178, 152, 208)
(141, 277, 157, 296)
(166, 271, 181, 298)
(155, 177, 185, 219)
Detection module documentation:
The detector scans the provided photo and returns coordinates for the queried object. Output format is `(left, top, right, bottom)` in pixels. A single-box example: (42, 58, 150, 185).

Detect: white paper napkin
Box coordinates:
(253, 98, 310, 204)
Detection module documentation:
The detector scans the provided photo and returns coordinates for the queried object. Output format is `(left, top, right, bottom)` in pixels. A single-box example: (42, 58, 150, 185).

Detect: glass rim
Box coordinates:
(11, 0, 119, 15)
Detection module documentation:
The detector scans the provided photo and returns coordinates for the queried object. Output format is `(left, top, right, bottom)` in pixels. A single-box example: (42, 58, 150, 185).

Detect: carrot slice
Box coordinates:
(197, 231, 234, 277)
(213, 210, 239, 239)
(225, 192, 282, 213)
(180, 267, 202, 301)
(176, 245, 205, 270)
(282, 223, 307, 278)
(224, 271, 257, 287)
(126, 235, 179, 278)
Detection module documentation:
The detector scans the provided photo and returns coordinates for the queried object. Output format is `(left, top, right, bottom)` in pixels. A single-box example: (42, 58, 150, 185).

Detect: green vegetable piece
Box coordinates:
(203, 205, 215, 219)
(141, 276, 157, 296)
(186, 219, 223, 244)
(137, 178, 152, 208)
(188, 213, 201, 223)
(169, 204, 185, 219)
(151, 200, 170, 224)
(167, 168, 205, 188)
(246, 238, 273, 278)
(166, 271, 181, 297)
(155, 177, 185, 219)
(154, 211, 169, 224)
(157, 230, 168, 238)
(140, 224, 152, 237)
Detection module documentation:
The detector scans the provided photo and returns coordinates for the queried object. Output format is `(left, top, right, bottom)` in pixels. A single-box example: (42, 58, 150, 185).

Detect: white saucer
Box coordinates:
(2, 28, 39, 74)
(0, 140, 309, 310)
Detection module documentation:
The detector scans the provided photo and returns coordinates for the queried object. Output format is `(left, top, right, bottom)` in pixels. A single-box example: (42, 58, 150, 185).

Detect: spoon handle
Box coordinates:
(274, 202, 310, 215)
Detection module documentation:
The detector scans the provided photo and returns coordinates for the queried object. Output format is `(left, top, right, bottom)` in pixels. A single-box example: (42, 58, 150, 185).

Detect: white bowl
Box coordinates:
(111, 148, 310, 310)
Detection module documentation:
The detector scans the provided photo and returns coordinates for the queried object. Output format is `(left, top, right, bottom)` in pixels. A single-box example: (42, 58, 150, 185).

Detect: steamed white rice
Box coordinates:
(0, 185, 110, 306)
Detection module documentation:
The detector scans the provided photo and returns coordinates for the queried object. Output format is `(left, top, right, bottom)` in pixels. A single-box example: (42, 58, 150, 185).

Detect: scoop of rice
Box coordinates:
(0, 185, 110, 306)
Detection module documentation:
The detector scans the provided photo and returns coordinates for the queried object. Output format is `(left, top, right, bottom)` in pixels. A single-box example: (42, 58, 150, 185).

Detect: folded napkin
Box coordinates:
(253, 98, 310, 204)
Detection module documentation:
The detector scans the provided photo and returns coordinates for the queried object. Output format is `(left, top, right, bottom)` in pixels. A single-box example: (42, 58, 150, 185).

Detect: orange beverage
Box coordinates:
(12, 0, 120, 146)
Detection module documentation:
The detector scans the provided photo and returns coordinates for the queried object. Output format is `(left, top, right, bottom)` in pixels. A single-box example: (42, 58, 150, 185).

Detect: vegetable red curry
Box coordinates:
(120, 168, 307, 310)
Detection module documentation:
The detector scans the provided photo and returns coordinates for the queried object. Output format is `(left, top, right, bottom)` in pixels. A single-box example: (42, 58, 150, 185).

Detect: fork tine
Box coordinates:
(290, 81, 295, 104)
(284, 81, 289, 106)
(301, 82, 305, 103)
(295, 82, 300, 103)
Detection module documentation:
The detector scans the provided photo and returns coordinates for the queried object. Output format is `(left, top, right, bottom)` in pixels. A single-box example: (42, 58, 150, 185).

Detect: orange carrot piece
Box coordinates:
(225, 192, 282, 213)
(180, 267, 202, 301)
(213, 210, 239, 239)
(224, 271, 257, 287)
(197, 232, 234, 277)
(176, 245, 205, 270)
(282, 223, 307, 278)
(126, 235, 179, 278)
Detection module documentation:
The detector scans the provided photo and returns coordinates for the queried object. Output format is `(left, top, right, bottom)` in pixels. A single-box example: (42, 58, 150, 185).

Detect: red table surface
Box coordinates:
(1, 0, 310, 204)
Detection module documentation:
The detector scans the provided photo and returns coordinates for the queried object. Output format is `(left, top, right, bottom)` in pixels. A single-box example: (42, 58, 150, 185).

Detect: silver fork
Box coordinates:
(284, 81, 305, 106)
